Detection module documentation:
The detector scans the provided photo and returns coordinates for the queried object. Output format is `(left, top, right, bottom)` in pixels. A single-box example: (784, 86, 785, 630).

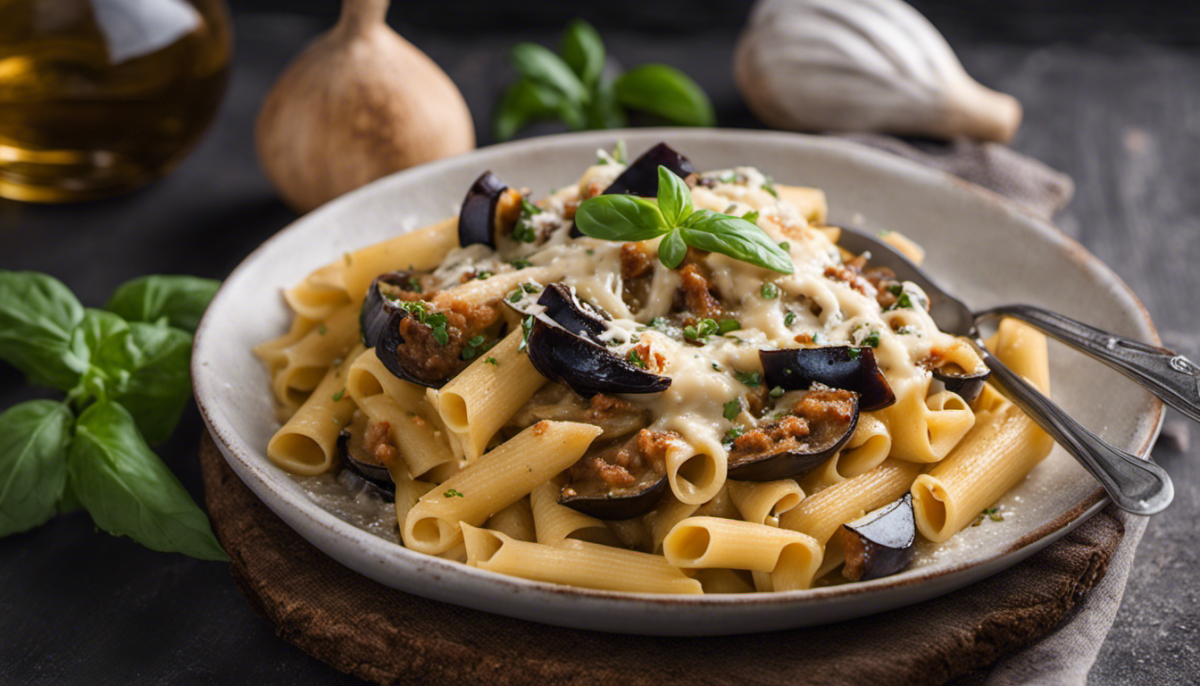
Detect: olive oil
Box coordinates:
(0, 0, 232, 202)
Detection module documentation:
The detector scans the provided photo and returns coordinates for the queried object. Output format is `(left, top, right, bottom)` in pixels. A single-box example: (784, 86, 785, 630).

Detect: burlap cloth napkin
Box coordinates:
(200, 138, 1147, 685)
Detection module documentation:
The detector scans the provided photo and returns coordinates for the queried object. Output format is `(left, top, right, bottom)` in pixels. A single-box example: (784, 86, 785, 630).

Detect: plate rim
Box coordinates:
(192, 128, 1163, 623)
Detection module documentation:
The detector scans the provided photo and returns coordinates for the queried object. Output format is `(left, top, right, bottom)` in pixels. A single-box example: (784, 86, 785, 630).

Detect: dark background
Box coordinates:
(2, 1, 1198, 683)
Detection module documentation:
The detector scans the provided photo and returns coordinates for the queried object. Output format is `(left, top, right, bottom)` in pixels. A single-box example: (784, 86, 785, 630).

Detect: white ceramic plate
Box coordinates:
(193, 129, 1162, 636)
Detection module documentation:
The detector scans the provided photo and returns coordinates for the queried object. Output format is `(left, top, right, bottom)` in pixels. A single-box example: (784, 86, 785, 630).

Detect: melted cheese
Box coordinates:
(426, 166, 948, 456)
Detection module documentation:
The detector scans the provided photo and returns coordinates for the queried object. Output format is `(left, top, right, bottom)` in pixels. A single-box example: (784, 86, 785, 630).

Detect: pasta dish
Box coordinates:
(255, 142, 1054, 594)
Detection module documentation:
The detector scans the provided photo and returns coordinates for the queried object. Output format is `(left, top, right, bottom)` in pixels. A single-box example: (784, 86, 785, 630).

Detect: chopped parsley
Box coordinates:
(896, 325, 921, 336)
(734, 370, 762, 387)
(718, 318, 741, 335)
(507, 289, 523, 303)
(719, 171, 739, 184)
(394, 301, 450, 346)
(683, 318, 720, 343)
(778, 241, 790, 251)
(484, 356, 498, 366)
(761, 282, 780, 299)
(443, 489, 465, 498)
(762, 175, 779, 198)
(743, 210, 760, 223)
(895, 292, 914, 309)
(407, 276, 423, 292)
(511, 199, 542, 243)
(723, 426, 744, 445)
(650, 316, 672, 332)
(331, 388, 345, 402)
(627, 349, 647, 368)
(971, 507, 1005, 526)
(461, 334, 489, 360)
(317, 323, 328, 336)
(474, 271, 493, 281)
(518, 315, 534, 353)
(862, 330, 881, 348)
(586, 248, 595, 256)
(510, 257, 533, 270)
(848, 348, 862, 360)
(711, 363, 720, 371)
(521, 282, 542, 294)
(784, 311, 797, 326)
(769, 386, 785, 398)
(723, 398, 741, 421)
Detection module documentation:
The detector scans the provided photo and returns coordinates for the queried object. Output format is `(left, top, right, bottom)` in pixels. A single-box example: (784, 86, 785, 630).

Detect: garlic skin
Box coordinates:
(734, 0, 1022, 142)
(256, 0, 475, 213)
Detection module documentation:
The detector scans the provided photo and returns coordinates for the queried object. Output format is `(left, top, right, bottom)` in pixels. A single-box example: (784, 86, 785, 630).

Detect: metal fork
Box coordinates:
(836, 228, 1179, 515)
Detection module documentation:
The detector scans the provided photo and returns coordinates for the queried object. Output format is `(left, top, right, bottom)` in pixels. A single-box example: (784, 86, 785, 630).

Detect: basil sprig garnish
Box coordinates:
(494, 19, 715, 140)
(0, 270, 226, 560)
(575, 166, 794, 274)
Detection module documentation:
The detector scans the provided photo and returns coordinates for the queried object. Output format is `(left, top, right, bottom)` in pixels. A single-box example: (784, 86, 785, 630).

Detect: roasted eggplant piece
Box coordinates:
(360, 271, 422, 348)
(458, 171, 523, 248)
(727, 384, 859, 481)
(839, 493, 916, 581)
(337, 424, 396, 501)
(570, 143, 696, 237)
(930, 362, 991, 404)
(760, 346, 896, 411)
(558, 430, 671, 519)
(601, 142, 696, 197)
(523, 283, 671, 398)
(536, 282, 607, 339)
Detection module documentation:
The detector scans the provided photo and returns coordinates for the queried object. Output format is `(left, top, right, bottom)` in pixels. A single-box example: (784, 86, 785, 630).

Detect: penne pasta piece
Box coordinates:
(780, 458, 923, 546)
(271, 304, 360, 410)
(342, 218, 460, 303)
(878, 375, 975, 463)
(663, 516, 823, 591)
(284, 261, 350, 321)
(800, 413, 892, 494)
(266, 346, 366, 475)
(912, 319, 1055, 542)
(484, 498, 536, 543)
(346, 347, 427, 408)
(727, 479, 805, 527)
(693, 568, 756, 594)
(403, 421, 603, 554)
(530, 482, 620, 546)
(356, 393, 454, 478)
(462, 526, 702, 594)
(436, 329, 547, 462)
(774, 184, 828, 225)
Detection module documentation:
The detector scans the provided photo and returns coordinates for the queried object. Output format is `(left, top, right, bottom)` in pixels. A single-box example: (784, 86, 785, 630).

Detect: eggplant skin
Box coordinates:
(559, 475, 668, 520)
(360, 271, 419, 348)
(537, 283, 606, 339)
(602, 142, 696, 197)
(525, 320, 671, 398)
(726, 392, 859, 482)
(336, 430, 396, 501)
(458, 171, 507, 248)
(760, 347, 896, 412)
(840, 493, 916, 582)
(932, 367, 990, 404)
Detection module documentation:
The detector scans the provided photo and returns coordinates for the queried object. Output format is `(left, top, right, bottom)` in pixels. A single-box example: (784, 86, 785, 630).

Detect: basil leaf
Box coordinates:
(560, 19, 605, 88)
(0, 271, 86, 391)
(494, 78, 569, 141)
(613, 64, 715, 127)
(679, 210, 795, 274)
(70, 309, 130, 401)
(95, 322, 193, 444)
(0, 400, 73, 536)
(656, 165, 694, 227)
(658, 230, 688, 269)
(68, 400, 227, 561)
(575, 195, 669, 242)
(584, 76, 627, 130)
(509, 42, 588, 105)
(105, 275, 220, 334)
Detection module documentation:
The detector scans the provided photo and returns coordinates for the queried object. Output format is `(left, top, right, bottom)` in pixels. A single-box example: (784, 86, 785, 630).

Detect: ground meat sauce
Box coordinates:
(620, 242, 656, 312)
(393, 298, 498, 385)
(363, 421, 399, 467)
(562, 429, 674, 499)
(674, 263, 726, 323)
(729, 385, 856, 468)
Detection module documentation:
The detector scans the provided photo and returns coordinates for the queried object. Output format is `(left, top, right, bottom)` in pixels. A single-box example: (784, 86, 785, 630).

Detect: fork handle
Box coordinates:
(978, 304, 1200, 424)
(974, 339, 1174, 515)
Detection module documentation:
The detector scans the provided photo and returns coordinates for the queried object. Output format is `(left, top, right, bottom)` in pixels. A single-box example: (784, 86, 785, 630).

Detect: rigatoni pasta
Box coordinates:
(257, 141, 1059, 594)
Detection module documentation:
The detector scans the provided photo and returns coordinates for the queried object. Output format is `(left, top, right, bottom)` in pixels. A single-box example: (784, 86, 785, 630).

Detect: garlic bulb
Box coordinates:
(256, 0, 475, 213)
(734, 0, 1022, 142)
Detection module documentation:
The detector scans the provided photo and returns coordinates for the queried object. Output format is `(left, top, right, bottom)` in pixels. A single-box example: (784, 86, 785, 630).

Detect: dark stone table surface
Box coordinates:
(1, 4, 1196, 684)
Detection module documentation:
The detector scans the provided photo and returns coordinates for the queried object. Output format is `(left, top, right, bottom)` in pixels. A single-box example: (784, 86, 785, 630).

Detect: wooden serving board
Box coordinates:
(199, 432, 1121, 686)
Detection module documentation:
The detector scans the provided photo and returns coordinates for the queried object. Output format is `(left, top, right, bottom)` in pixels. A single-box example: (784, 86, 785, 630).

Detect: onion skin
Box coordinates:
(255, 0, 474, 213)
